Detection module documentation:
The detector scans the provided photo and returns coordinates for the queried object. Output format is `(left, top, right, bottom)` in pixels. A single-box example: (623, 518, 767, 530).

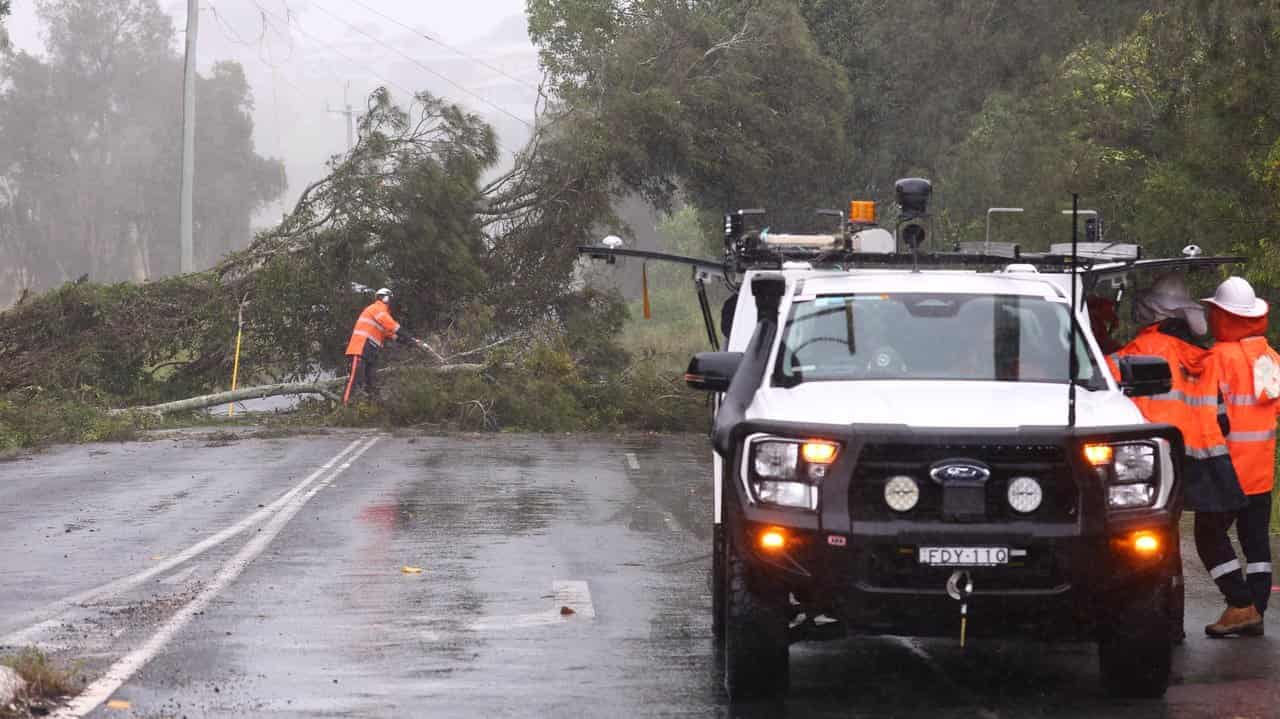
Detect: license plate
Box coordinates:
(918, 546, 1009, 567)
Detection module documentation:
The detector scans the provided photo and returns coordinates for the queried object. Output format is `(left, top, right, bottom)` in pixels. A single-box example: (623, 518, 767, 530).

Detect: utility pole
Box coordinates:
(327, 82, 356, 152)
(179, 0, 198, 274)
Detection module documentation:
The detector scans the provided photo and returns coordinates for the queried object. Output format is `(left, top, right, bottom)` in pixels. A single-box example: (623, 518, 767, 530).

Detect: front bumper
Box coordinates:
(726, 422, 1183, 641)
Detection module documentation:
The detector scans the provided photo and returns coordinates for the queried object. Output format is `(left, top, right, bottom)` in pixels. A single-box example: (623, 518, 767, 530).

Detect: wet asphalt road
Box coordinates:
(2, 429, 1279, 718)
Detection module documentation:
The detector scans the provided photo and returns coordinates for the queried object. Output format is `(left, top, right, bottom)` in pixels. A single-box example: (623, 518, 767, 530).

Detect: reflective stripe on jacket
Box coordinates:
(1107, 325, 1228, 459)
(1208, 335, 1280, 495)
(345, 301, 401, 356)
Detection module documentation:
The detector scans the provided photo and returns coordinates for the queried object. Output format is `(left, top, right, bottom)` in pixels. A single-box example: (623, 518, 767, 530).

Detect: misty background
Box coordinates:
(0, 0, 543, 304)
(6, 0, 539, 219)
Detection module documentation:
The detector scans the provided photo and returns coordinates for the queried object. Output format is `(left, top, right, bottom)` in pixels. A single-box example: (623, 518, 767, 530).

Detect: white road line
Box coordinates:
(0, 436, 366, 644)
(662, 512, 678, 531)
(158, 565, 199, 586)
(889, 636, 934, 665)
(51, 435, 380, 718)
(467, 579, 596, 631)
(625, 452, 640, 470)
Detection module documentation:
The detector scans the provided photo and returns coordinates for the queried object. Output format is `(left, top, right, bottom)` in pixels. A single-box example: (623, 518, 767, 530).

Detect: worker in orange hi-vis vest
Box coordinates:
(1105, 273, 1239, 644)
(343, 287, 411, 404)
(1199, 276, 1280, 638)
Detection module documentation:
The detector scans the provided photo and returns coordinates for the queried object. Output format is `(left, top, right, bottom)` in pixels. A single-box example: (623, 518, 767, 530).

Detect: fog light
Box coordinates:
(759, 528, 787, 551)
(1006, 476, 1043, 514)
(1133, 532, 1160, 555)
(1107, 483, 1155, 509)
(884, 475, 920, 512)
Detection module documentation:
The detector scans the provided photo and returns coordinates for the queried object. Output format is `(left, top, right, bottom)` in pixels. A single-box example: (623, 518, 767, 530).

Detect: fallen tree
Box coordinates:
(115, 362, 499, 417)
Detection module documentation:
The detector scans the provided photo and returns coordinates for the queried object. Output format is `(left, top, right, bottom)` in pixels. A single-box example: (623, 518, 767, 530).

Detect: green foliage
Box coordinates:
(527, 0, 853, 221)
(0, 647, 79, 711)
(0, 276, 236, 400)
(0, 391, 140, 451)
(363, 341, 705, 434)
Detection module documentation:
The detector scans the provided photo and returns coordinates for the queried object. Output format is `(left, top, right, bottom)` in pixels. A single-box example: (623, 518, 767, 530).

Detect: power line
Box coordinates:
(343, 0, 543, 94)
(244, 0, 416, 97)
(245, 0, 524, 159)
(207, 2, 305, 95)
(208, 3, 265, 47)
(305, 0, 533, 128)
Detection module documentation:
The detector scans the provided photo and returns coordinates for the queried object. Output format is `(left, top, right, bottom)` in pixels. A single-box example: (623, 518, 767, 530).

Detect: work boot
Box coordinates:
(1205, 605, 1264, 638)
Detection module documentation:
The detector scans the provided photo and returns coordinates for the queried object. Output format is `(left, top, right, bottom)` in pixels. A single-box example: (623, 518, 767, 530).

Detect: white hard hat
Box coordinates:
(375, 287, 393, 300)
(1135, 273, 1205, 335)
(1203, 276, 1267, 318)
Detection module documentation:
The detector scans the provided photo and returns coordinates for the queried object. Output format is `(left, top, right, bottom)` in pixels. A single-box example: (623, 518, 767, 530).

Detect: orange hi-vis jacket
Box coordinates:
(345, 300, 401, 356)
(1107, 325, 1228, 461)
(1207, 333, 1280, 496)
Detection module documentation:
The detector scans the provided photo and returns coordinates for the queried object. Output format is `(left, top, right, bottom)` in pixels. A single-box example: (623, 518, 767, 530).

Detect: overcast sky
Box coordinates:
(6, 0, 538, 226)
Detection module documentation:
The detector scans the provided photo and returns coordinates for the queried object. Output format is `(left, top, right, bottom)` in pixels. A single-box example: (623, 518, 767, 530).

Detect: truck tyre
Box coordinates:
(712, 523, 726, 640)
(1098, 584, 1173, 698)
(1098, 638, 1172, 698)
(724, 542, 789, 699)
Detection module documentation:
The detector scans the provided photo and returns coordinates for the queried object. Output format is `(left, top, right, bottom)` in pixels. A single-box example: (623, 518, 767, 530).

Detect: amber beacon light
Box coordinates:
(849, 200, 877, 225)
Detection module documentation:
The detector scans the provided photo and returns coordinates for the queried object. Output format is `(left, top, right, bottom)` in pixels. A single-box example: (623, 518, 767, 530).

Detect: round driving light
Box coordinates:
(883, 475, 920, 512)
(1007, 476, 1043, 514)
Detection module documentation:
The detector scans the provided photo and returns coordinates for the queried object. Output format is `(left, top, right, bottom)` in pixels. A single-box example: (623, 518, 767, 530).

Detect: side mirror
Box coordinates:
(685, 352, 743, 392)
(1118, 355, 1172, 397)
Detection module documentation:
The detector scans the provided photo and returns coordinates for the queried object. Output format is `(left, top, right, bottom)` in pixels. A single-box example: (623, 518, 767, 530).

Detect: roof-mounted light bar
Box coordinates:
(1047, 242, 1141, 260)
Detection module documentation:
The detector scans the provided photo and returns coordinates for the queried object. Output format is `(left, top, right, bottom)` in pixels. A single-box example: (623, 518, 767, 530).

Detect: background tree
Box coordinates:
(0, 0, 285, 305)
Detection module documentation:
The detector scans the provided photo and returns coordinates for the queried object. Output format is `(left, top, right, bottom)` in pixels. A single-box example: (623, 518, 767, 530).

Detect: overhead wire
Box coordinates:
(234, 0, 525, 164)
(303, 0, 533, 129)
(342, 0, 543, 95)
(207, 2, 304, 95)
(244, 0, 417, 97)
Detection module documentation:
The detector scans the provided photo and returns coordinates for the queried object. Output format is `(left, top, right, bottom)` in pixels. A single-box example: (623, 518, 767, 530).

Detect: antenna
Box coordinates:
(1068, 194, 1080, 428)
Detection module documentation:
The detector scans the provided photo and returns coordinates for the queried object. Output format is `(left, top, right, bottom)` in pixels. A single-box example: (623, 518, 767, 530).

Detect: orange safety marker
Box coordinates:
(642, 262, 651, 320)
(343, 356, 361, 405)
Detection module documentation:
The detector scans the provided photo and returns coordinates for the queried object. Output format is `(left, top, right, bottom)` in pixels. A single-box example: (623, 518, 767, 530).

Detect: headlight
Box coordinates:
(1114, 443, 1155, 482)
(1006, 476, 1043, 514)
(1084, 441, 1160, 510)
(884, 475, 920, 512)
(746, 438, 839, 510)
(755, 481, 817, 509)
(753, 441, 799, 480)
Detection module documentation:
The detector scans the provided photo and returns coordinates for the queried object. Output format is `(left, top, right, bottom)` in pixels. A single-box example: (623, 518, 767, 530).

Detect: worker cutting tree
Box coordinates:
(343, 287, 424, 404)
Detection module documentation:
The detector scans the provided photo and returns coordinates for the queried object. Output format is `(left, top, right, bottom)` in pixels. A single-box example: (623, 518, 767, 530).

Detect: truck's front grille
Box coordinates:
(849, 442, 1077, 523)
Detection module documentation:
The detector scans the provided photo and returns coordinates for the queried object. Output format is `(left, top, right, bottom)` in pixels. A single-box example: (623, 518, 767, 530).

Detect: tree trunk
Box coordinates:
(115, 363, 497, 417)
(115, 379, 345, 416)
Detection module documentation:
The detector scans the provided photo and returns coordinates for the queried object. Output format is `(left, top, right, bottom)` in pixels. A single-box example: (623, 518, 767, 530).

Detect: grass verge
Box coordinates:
(0, 648, 79, 718)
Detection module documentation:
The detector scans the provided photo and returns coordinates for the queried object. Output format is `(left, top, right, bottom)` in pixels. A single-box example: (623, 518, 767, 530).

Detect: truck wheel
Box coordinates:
(724, 542, 789, 699)
(712, 523, 725, 641)
(1098, 584, 1173, 698)
(1098, 638, 1172, 698)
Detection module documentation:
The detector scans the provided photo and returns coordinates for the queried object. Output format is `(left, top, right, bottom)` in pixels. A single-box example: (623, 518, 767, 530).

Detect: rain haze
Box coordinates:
(5, 4, 1280, 718)
(5, 0, 536, 226)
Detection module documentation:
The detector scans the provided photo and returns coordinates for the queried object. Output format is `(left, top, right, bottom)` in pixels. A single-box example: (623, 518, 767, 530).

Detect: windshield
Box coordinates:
(772, 292, 1107, 389)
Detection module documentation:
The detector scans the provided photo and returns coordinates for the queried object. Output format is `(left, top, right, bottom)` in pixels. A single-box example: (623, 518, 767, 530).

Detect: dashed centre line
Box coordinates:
(625, 452, 640, 470)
